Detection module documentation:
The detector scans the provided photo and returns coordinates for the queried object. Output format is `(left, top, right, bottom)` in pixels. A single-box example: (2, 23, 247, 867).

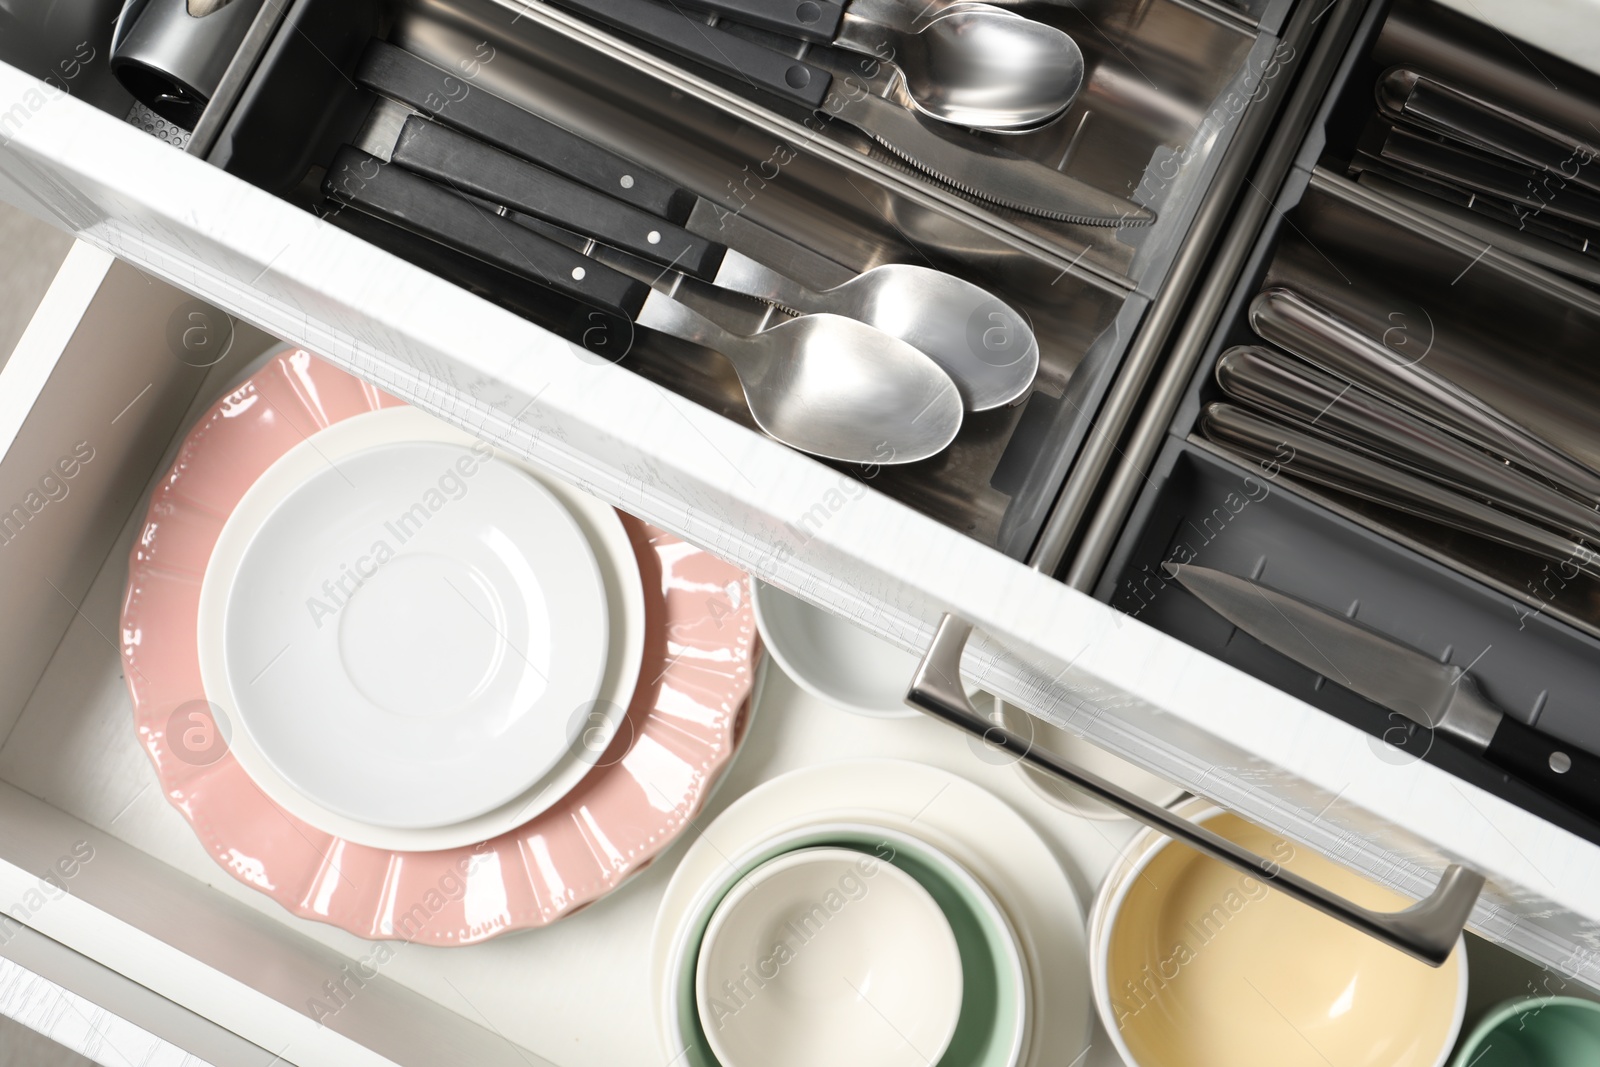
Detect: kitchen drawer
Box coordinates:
(0, 244, 1168, 1066)
(3, 0, 1600, 1039)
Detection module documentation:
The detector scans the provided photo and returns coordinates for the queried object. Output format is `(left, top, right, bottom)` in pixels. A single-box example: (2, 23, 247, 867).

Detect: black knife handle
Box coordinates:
(389, 117, 725, 280)
(669, 0, 843, 43)
(325, 200, 636, 358)
(323, 147, 650, 320)
(1486, 715, 1600, 824)
(356, 41, 693, 222)
(540, 0, 832, 108)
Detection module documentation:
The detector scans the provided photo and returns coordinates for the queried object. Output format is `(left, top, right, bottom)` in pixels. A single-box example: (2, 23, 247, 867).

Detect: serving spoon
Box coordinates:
(634, 291, 965, 464)
(710, 251, 1039, 411)
(324, 145, 964, 465)
(364, 104, 1042, 408)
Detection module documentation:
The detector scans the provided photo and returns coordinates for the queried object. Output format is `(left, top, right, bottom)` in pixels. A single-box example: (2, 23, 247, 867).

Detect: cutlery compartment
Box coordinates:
(1093, 0, 1600, 845)
(171, 0, 1324, 558)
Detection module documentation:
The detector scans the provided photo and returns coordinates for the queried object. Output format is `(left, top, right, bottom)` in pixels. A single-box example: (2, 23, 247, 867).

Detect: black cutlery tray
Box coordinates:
(1094, 0, 1600, 844)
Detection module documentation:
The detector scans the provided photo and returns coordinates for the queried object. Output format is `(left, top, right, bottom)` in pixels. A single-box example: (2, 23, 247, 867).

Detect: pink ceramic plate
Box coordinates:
(121, 349, 759, 944)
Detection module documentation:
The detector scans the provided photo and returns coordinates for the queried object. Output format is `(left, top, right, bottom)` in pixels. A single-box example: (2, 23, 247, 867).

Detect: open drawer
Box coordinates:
(3, 246, 1590, 1067)
(0, 243, 1188, 1067)
(3, 0, 1600, 1037)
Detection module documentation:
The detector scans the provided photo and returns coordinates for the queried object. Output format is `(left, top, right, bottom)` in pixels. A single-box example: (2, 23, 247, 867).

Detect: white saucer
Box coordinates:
(197, 408, 645, 845)
(651, 758, 1091, 1067)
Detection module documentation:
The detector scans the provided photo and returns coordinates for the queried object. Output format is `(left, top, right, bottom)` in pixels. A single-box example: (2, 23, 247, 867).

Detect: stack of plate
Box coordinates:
(120, 347, 761, 944)
(652, 758, 1094, 1067)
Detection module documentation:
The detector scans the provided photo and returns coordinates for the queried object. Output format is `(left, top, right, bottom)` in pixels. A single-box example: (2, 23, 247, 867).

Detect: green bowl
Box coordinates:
(668, 822, 1029, 1067)
(1451, 997, 1600, 1066)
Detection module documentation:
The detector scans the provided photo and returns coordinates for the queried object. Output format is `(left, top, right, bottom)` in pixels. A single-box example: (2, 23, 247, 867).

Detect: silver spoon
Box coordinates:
(711, 252, 1039, 411)
(636, 293, 964, 464)
(835, 0, 1084, 130)
(328, 143, 965, 465)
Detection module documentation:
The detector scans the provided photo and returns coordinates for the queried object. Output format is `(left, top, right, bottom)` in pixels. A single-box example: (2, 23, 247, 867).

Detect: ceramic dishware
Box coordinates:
(696, 846, 964, 1067)
(195, 406, 646, 850)
(991, 699, 1185, 820)
(752, 580, 922, 717)
(123, 350, 759, 942)
(1450, 996, 1600, 1066)
(670, 821, 1030, 1067)
(1090, 797, 1468, 1067)
(211, 432, 609, 829)
(652, 759, 1089, 1067)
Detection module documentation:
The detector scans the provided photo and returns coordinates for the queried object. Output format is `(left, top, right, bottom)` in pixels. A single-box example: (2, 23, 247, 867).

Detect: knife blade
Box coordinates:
(1168, 563, 1600, 823)
(828, 88, 1155, 227)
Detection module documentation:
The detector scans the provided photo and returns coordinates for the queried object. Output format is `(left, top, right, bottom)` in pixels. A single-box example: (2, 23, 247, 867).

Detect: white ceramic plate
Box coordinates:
(697, 846, 964, 1067)
(651, 758, 1091, 1067)
(197, 408, 645, 845)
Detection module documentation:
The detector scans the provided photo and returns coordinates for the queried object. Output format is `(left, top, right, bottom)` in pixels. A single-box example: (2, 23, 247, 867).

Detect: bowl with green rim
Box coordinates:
(665, 821, 1029, 1067)
(1450, 996, 1600, 1066)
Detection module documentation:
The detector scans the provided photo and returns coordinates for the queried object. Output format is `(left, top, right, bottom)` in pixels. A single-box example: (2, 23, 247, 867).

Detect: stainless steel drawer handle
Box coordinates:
(904, 613, 1485, 967)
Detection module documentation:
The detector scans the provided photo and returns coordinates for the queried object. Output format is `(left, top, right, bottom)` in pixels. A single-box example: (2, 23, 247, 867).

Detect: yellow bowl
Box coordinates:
(1091, 801, 1467, 1067)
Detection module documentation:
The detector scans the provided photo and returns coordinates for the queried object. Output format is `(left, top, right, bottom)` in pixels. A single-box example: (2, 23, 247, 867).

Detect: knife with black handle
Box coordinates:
(323, 197, 636, 358)
(384, 116, 725, 280)
(539, 0, 833, 108)
(666, 0, 844, 41)
(356, 41, 695, 221)
(323, 146, 651, 320)
(1170, 563, 1600, 824)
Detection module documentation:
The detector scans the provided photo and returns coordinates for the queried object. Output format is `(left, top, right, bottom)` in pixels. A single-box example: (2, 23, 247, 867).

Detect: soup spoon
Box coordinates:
(833, 0, 1084, 130)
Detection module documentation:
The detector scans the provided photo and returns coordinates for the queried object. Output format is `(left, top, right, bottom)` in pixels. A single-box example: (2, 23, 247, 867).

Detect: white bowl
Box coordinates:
(696, 846, 964, 1067)
(751, 581, 923, 717)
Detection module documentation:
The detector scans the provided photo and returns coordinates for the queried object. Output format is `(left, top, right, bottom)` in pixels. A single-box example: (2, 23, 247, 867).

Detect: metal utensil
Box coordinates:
(323, 146, 963, 464)
(631, 287, 963, 464)
(1377, 67, 1600, 199)
(370, 105, 1039, 410)
(830, 0, 1081, 130)
(355, 42, 693, 219)
(1215, 346, 1600, 546)
(823, 79, 1154, 224)
(659, 0, 1083, 129)
(1198, 401, 1600, 580)
(357, 36, 1147, 228)
(1369, 123, 1600, 234)
(712, 251, 1038, 409)
(1168, 562, 1600, 825)
(1248, 287, 1600, 506)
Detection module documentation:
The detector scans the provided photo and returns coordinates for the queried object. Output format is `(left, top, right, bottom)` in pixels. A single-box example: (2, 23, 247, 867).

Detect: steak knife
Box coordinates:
(1168, 563, 1600, 823)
